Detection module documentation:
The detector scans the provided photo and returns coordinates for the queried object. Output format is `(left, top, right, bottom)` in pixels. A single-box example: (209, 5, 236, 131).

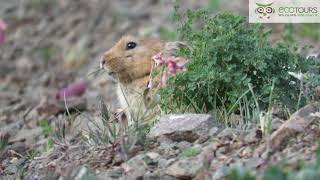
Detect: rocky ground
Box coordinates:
(0, 0, 319, 180)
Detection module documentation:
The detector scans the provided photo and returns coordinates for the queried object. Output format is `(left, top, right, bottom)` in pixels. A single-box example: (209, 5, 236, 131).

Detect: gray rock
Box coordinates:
(271, 117, 284, 130)
(158, 137, 178, 156)
(159, 136, 176, 149)
(165, 158, 204, 179)
(149, 114, 217, 142)
(176, 141, 192, 151)
(143, 172, 176, 180)
(198, 144, 215, 163)
(4, 163, 18, 175)
(68, 166, 99, 180)
(244, 128, 262, 143)
(72, 166, 89, 180)
(211, 165, 229, 180)
(244, 157, 264, 169)
(158, 158, 168, 169)
(99, 167, 124, 180)
(146, 152, 160, 160)
(121, 154, 148, 180)
(209, 127, 219, 136)
(217, 128, 245, 140)
(15, 57, 34, 71)
(158, 158, 176, 169)
(270, 102, 320, 150)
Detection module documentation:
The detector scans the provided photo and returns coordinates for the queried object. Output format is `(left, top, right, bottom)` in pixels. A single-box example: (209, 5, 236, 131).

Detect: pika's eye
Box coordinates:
(126, 42, 137, 50)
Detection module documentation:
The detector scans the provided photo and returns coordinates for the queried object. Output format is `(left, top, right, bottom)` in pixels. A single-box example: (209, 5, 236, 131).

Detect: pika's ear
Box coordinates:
(163, 41, 189, 56)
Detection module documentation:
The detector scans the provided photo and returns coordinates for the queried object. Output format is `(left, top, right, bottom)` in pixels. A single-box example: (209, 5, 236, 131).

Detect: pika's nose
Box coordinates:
(100, 57, 106, 69)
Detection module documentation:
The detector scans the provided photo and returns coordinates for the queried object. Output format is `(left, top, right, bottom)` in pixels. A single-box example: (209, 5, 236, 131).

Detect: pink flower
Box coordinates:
(150, 52, 188, 87)
(0, 19, 7, 45)
(167, 56, 185, 75)
(167, 59, 178, 74)
(56, 81, 87, 100)
(147, 80, 152, 89)
(152, 52, 165, 66)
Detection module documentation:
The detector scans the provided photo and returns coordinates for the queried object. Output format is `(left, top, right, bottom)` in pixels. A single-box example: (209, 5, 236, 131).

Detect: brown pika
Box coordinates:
(100, 35, 186, 122)
(101, 35, 163, 89)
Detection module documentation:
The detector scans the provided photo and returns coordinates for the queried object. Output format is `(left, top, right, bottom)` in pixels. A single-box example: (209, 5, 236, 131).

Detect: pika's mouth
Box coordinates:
(99, 61, 115, 75)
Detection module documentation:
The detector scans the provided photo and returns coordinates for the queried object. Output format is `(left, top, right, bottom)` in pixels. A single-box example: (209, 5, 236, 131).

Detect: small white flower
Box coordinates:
(288, 71, 304, 81)
(311, 112, 320, 118)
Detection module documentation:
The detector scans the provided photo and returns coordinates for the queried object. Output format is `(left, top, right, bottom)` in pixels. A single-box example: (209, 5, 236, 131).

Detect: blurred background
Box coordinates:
(0, 0, 319, 112)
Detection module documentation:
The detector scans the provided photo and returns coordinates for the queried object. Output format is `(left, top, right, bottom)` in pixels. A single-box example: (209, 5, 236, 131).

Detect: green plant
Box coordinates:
(84, 96, 157, 157)
(39, 119, 54, 137)
(26, 149, 41, 160)
(84, 100, 124, 146)
(263, 166, 289, 180)
(226, 164, 256, 180)
(283, 24, 295, 43)
(28, 0, 56, 10)
(257, 80, 275, 135)
(38, 119, 54, 150)
(0, 133, 9, 153)
(181, 147, 201, 157)
(37, 47, 56, 66)
(290, 71, 320, 103)
(160, 7, 317, 118)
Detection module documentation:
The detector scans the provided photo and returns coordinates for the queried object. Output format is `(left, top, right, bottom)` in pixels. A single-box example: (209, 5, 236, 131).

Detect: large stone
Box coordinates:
(270, 102, 320, 150)
(148, 114, 218, 142)
(166, 158, 204, 179)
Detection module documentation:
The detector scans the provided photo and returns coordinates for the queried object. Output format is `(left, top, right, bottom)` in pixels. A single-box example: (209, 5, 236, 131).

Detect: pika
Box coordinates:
(100, 35, 186, 122)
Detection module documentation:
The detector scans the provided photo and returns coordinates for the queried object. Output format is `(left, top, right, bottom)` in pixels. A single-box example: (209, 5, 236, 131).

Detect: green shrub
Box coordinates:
(181, 147, 201, 157)
(226, 164, 256, 180)
(160, 7, 318, 115)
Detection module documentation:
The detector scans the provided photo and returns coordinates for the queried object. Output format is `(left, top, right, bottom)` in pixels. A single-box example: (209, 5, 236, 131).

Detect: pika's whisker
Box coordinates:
(88, 67, 105, 78)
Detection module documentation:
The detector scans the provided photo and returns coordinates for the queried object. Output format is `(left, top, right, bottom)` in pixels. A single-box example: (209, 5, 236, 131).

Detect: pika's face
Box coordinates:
(101, 35, 163, 84)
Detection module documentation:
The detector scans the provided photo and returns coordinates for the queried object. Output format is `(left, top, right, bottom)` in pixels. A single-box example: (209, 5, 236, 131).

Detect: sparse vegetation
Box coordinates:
(28, 0, 56, 10)
(0, 134, 9, 154)
(226, 164, 256, 180)
(38, 119, 54, 151)
(84, 98, 155, 158)
(181, 147, 201, 157)
(38, 119, 54, 138)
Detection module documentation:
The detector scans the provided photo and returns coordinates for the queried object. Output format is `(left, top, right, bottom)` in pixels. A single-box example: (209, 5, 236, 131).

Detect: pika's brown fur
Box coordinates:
(100, 35, 186, 122)
(101, 35, 164, 89)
